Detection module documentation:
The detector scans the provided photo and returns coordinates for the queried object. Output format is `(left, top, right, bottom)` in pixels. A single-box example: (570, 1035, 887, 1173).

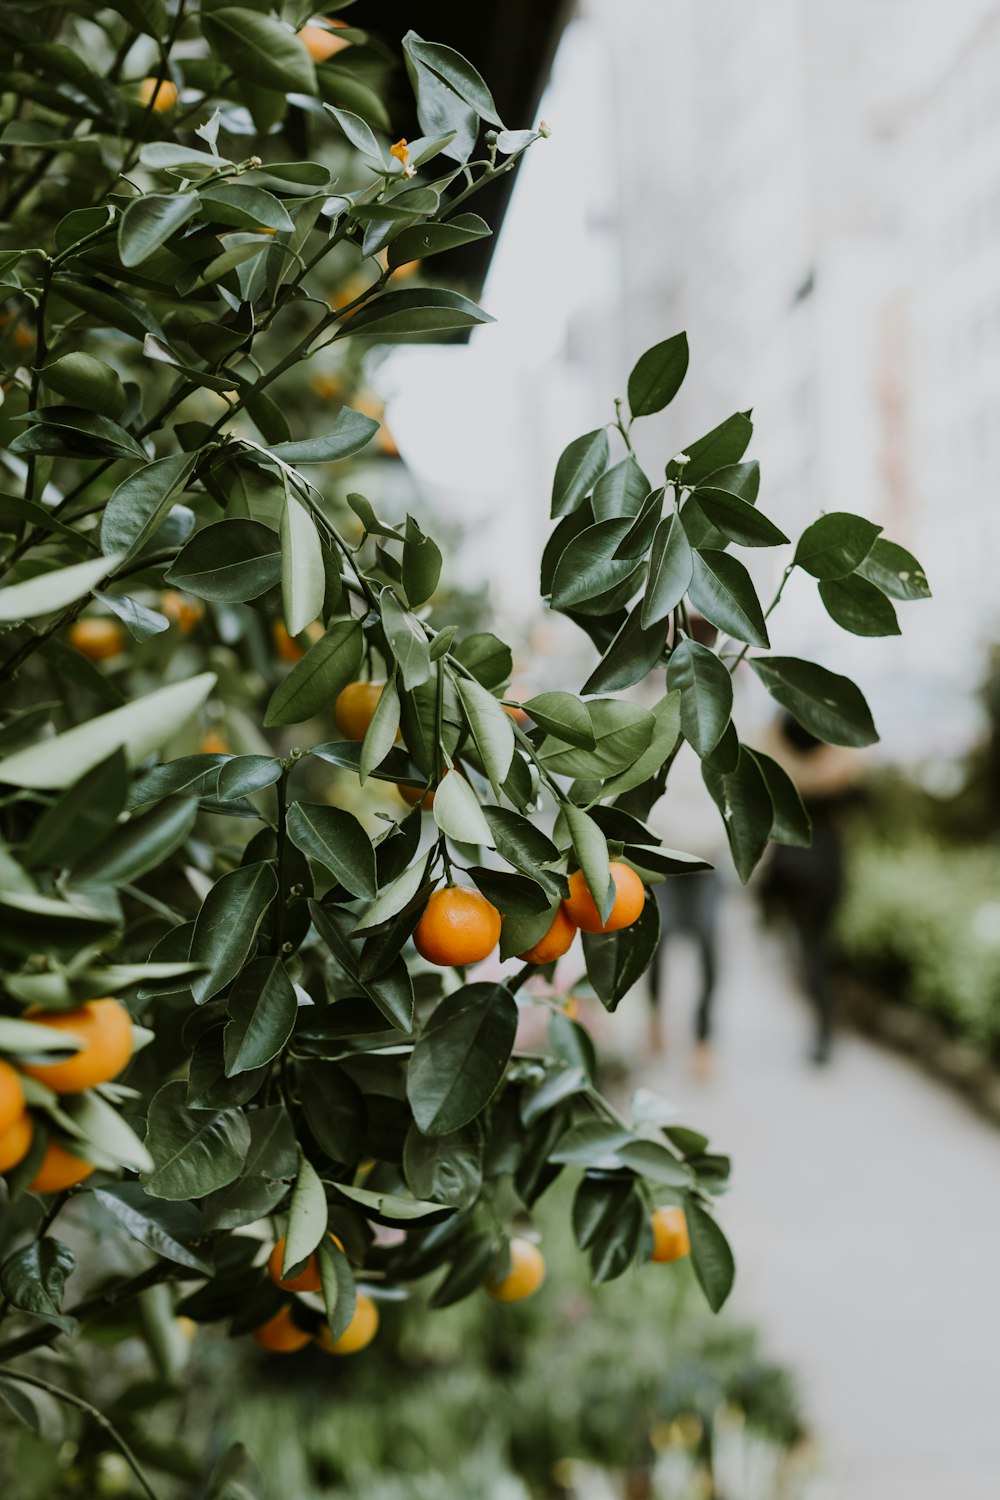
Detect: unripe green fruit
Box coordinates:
(42, 352, 126, 419)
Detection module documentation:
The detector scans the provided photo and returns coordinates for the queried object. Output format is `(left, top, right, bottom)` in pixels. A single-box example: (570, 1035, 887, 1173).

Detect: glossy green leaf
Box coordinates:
(562, 803, 611, 919)
(359, 674, 401, 785)
(748, 748, 811, 848)
(688, 550, 769, 648)
(642, 513, 693, 627)
(702, 748, 773, 883)
(456, 675, 514, 791)
(697, 490, 788, 547)
(318, 1235, 356, 1343)
(299, 1061, 365, 1164)
(388, 213, 491, 268)
(432, 768, 492, 845)
(405, 34, 503, 125)
(551, 429, 609, 519)
(282, 1151, 328, 1277)
(794, 512, 881, 579)
(407, 982, 517, 1135)
(404, 1123, 482, 1209)
(280, 493, 324, 638)
(286, 801, 377, 899)
(819, 574, 900, 637)
(856, 537, 930, 601)
(189, 861, 278, 1004)
(264, 619, 363, 727)
(627, 331, 689, 417)
(118, 192, 199, 267)
(72, 796, 197, 885)
(224, 957, 297, 1075)
(166, 520, 281, 602)
(198, 183, 294, 233)
(94, 1184, 213, 1273)
(141, 1080, 251, 1201)
(522, 691, 594, 749)
(380, 587, 431, 690)
(100, 451, 198, 559)
(685, 1197, 735, 1311)
(0, 674, 215, 790)
(551, 517, 641, 610)
(402, 514, 442, 608)
(582, 603, 667, 693)
(336, 287, 494, 342)
(42, 352, 125, 418)
(202, 7, 318, 94)
(0, 1240, 75, 1332)
(21, 749, 127, 869)
(667, 412, 753, 485)
(266, 409, 379, 464)
(591, 456, 650, 523)
(582, 893, 660, 1009)
(451, 631, 512, 689)
(0, 552, 123, 623)
(749, 656, 878, 747)
(667, 639, 733, 757)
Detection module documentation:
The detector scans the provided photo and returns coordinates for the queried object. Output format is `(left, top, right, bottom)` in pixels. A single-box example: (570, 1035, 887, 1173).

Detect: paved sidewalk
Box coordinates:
(632, 892, 1000, 1500)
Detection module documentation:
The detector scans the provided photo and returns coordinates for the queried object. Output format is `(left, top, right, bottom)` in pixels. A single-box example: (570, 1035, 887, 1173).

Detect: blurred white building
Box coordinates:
(390, 0, 1000, 751)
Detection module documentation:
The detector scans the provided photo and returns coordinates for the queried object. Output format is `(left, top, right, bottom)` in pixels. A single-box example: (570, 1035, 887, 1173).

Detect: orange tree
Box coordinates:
(0, 3, 930, 1491)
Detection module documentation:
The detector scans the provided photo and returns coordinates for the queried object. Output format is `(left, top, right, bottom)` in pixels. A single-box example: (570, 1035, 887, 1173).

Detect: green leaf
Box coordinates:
(280, 493, 324, 637)
(592, 456, 650, 523)
(562, 803, 610, 919)
(407, 982, 517, 1135)
(198, 183, 294, 233)
(642, 513, 693, 627)
(266, 409, 379, 464)
(94, 1184, 213, 1273)
(0, 552, 123, 623)
(359, 675, 401, 784)
(550, 517, 641, 610)
(317, 1235, 356, 1343)
(550, 1121, 635, 1167)
(819, 574, 900, 637)
(282, 1151, 328, 1277)
(224, 957, 297, 1075)
(402, 514, 442, 608)
(539, 698, 653, 778)
(749, 656, 878, 747)
(326, 104, 386, 165)
(667, 639, 733, 757)
(748, 748, 811, 848)
(667, 413, 753, 485)
(332, 1183, 447, 1221)
(216, 756, 282, 801)
(42, 352, 125, 419)
(204, 1445, 265, 1500)
(432, 770, 492, 845)
(0, 673, 215, 790)
(581, 604, 667, 694)
(167, 520, 280, 602)
(202, 7, 318, 94)
(688, 549, 769, 648)
(336, 287, 494, 342)
(100, 451, 198, 559)
(298, 1061, 364, 1163)
(794, 512, 881, 579)
(286, 802, 376, 899)
(264, 619, 363, 726)
(62, 1089, 152, 1172)
(856, 537, 930, 601)
(451, 631, 511, 689)
(189, 861, 278, 1004)
(96, 591, 169, 642)
(21, 750, 127, 870)
(388, 213, 491, 268)
(456, 676, 514, 792)
(118, 192, 199, 267)
(72, 796, 197, 885)
(685, 1196, 735, 1312)
(0, 1240, 75, 1332)
(613, 488, 664, 560)
(405, 34, 504, 126)
(551, 429, 609, 519)
(380, 588, 431, 690)
(696, 490, 789, 548)
(702, 747, 773, 883)
(468, 866, 552, 916)
(141, 1080, 251, 1200)
(627, 331, 689, 417)
(482, 806, 560, 873)
(614, 1137, 691, 1187)
(404, 1123, 482, 1209)
(582, 893, 660, 1009)
(309, 902, 415, 1031)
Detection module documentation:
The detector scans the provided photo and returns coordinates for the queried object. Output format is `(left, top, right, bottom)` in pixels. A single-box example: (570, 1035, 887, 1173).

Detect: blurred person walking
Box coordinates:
(759, 714, 864, 1065)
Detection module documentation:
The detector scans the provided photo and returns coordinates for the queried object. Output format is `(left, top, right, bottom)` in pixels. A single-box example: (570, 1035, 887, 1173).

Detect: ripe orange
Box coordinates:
(200, 730, 229, 755)
(138, 77, 178, 112)
(517, 905, 577, 965)
(251, 1305, 311, 1353)
(268, 1238, 321, 1293)
(298, 21, 349, 62)
(21, 999, 133, 1094)
(650, 1206, 690, 1263)
(273, 621, 305, 663)
(413, 886, 502, 967)
(68, 617, 124, 662)
(160, 590, 203, 635)
(0, 1111, 33, 1174)
(30, 1138, 95, 1193)
(562, 863, 645, 935)
(486, 1238, 545, 1303)
(504, 703, 530, 727)
(334, 680, 385, 741)
(398, 782, 435, 810)
(0, 1059, 26, 1135)
(315, 1292, 378, 1354)
(310, 372, 344, 401)
(13, 324, 34, 351)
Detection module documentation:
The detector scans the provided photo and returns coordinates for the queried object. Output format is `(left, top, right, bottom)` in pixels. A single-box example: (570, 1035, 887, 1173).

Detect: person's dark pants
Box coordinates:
(651, 873, 720, 1042)
(766, 818, 842, 1060)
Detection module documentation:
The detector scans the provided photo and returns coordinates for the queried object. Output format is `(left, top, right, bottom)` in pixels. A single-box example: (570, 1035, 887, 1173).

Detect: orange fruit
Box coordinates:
(68, 618, 124, 662)
(413, 886, 502, 967)
(138, 77, 178, 112)
(486, 1238, 545, 1303)
(160, 590, 203, 635)
(30, 1138, 95, 1193)
(504, 704, 530, 727)
(0, 1059, 26, 1136)
(298, 21, 349, 62)
(517, 905, 577, 965)
(310, 372, 344, 401)
(562, 863, 645, 935)
(315, 1292, 378, 1354)
(0, 1111, 33, 1174)
(650, 1206, 690, 1264)
(376, 425, 399, 459)
(251, 1305, 311, 1353)
(267, 1236, 320, 1293)
(273, 621, 305, 663)
(334, 680, 385, 741)
(13, 324, 35, 351)
(200, 730, 229, 755)
(398, 782, 435, 810)
(391, 259, 421, 281)
(21, 999, 133, 1094)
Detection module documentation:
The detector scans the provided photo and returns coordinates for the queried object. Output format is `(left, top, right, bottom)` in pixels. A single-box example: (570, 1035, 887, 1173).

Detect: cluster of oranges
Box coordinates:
(250, 1235, 379, 1355)
(0, 998, 134, 1192)
(330, 677, 647, 970)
